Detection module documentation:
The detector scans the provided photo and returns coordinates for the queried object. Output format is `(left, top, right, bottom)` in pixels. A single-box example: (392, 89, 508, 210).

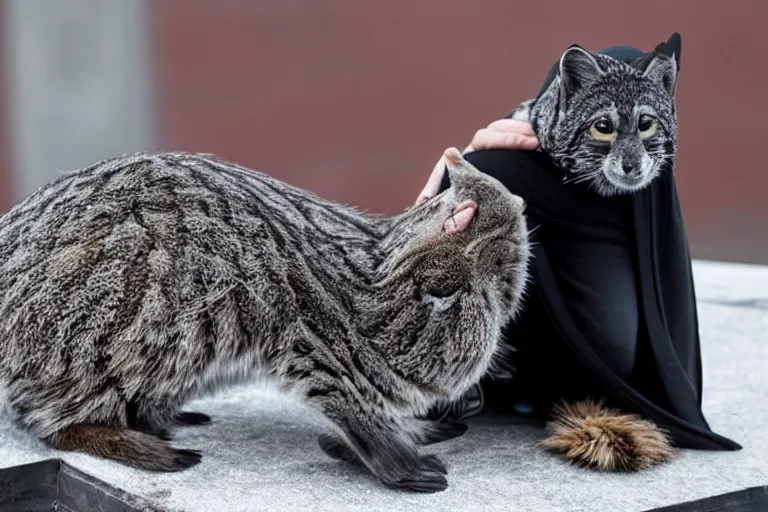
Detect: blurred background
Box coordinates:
(0, 0, 765, 264)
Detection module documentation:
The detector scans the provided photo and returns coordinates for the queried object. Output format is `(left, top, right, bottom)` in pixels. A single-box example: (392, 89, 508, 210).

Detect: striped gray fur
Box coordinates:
(0, 148, 530, 492)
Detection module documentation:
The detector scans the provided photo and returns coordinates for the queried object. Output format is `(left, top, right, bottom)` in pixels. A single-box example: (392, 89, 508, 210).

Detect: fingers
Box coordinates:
(466, 119, 539, 152)
(415, 118, 539, 205)
(486, 119, 537, 136)
(469, 125, 539, 152)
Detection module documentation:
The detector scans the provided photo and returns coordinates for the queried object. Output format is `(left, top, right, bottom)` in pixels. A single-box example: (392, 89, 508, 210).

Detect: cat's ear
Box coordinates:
(642, 53, 678, 97)
(558, 45, 604, 96)
(653, 32, 682, 72)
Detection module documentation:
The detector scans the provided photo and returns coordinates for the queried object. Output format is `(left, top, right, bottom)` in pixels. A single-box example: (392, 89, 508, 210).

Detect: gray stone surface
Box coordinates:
(1, 259, 766, 512)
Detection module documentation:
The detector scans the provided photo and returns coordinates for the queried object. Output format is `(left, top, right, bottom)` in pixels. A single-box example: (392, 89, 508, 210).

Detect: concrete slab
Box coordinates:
(1, 259, 766, 512)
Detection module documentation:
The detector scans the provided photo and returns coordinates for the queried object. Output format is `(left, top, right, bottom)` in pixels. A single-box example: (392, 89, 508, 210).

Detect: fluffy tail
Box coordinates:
(541, 399, 672, 471)
(48, 423, 202, 472)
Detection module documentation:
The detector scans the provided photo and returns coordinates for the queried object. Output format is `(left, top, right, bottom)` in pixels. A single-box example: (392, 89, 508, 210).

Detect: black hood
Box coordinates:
(535, 32, 682, 98)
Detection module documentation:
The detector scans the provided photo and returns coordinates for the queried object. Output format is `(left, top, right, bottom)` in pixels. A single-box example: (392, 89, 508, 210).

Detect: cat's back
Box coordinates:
(0, 151, 285, 328)
(0, 151, 383, 353)
(3, 149, 382, 254)
(0, 151, 300, 374)
(0, 150, 314, 262)
(0, 150, 272, 233)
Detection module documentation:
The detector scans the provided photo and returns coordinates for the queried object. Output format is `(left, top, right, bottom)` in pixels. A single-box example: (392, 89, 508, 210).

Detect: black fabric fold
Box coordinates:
(438, 148, 741, 451)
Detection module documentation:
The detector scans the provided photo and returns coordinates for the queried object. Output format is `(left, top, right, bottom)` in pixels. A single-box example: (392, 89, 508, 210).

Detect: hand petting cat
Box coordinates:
(416, 119, 540, 205)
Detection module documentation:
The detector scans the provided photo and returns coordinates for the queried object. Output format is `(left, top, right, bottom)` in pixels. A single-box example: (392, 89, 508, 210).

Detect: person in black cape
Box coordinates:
(422, 33, 741, 466)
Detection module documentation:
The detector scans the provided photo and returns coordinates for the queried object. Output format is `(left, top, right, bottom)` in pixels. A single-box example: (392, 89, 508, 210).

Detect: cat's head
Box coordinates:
(523, 35, 680, 196)
(378, 148, 529, 315)
(370, 149, 530, 398)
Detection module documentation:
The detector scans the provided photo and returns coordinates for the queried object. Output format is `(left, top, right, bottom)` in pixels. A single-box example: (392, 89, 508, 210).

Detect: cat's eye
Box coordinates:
(589, 118, 615, 142)
(638, 115, 658, 139)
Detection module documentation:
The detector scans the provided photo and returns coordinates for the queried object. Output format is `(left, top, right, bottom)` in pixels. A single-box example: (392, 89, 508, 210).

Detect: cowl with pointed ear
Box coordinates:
(652, 32, 682, 71)
(516, 33, 681, 196)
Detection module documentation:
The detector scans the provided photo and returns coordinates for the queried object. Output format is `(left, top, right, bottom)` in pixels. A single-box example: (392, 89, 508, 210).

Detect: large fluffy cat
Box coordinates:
(0, 147, 530, 492)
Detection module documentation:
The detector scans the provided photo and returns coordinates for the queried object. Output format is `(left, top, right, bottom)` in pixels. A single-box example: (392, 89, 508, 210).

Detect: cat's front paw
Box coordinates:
(419, 453, 448, 475)
(380, 454, 448, 493)
(317, 433, 357, 463)
(318, 433, 449, 492)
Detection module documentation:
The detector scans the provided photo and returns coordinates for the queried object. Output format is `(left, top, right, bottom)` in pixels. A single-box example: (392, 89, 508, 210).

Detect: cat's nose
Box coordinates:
(621, 161, 635, 174)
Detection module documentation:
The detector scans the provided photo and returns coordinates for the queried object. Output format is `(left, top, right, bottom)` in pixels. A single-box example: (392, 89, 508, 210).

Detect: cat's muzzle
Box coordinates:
(602, 154, 657, 192)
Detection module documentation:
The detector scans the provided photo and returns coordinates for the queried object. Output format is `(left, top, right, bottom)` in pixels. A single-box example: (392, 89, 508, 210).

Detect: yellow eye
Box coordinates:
(638, 115, 658, 139)
(590, 118, 615, 142)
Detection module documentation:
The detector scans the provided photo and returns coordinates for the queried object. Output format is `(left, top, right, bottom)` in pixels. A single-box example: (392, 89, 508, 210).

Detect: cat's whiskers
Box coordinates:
(561, 171, 600, 187)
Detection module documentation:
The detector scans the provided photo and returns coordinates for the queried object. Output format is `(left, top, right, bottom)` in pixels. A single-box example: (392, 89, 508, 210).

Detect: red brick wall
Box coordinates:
(152, 0, 768, 264)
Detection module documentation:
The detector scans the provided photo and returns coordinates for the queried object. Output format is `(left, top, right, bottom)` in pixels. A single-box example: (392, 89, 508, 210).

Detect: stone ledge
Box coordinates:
(0, 459, 155, 512)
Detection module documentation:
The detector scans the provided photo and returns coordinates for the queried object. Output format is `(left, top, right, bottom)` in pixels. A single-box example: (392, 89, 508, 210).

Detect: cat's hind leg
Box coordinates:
(125, 401, 211, 438)
(46, 423, 202, 472)
(125, 401, 176, 440)
(11, 385, 203, 472)
(175, 411, 212, 426)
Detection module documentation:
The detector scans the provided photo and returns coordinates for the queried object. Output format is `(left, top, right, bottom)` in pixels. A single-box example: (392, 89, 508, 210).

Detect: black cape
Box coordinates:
(438, 34, 741, 452)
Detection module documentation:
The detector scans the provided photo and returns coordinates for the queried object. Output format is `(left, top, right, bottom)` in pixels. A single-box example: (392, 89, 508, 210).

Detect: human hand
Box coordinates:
(465, 119, 539, 153)
(415, 119, 539, 205)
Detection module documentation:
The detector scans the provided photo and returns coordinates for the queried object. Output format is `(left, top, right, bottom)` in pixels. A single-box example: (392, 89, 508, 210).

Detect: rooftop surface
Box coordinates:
(1, 259, 766, 512)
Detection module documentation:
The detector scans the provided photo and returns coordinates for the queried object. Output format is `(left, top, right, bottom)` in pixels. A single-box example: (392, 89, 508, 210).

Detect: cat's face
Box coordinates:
(530, 46, 678, 196)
